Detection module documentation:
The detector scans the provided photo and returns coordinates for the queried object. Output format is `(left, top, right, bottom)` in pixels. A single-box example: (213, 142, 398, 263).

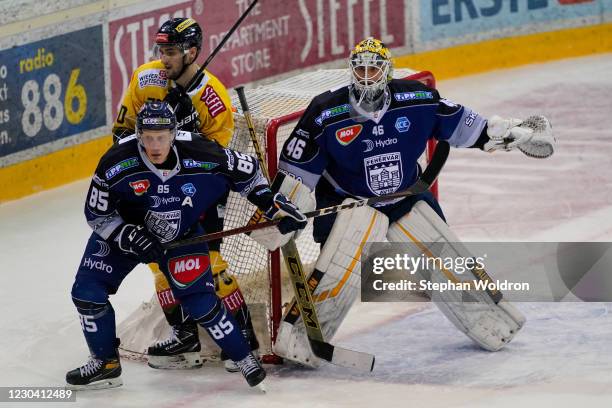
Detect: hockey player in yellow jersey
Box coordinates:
(112, 17, 259, 372)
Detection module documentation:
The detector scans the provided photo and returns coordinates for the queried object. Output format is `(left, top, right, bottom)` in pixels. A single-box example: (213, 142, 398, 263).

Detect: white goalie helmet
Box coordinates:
(349, 37, 393, 105)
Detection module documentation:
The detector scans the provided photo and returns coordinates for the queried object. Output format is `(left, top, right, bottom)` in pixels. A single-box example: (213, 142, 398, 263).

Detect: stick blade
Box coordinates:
(310, 339, 375, 372)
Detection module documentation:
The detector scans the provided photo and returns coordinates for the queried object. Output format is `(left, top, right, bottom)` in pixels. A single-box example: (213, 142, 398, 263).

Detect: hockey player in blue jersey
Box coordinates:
(250, 38, 555, 367)
(66, 101, 307, 389)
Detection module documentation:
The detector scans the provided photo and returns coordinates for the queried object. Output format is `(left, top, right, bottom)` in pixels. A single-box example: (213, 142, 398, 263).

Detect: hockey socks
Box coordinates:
(72, 297, 119, 359)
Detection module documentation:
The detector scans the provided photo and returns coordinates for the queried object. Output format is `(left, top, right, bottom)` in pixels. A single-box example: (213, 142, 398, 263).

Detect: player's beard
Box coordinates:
(165, 64, 182, 81)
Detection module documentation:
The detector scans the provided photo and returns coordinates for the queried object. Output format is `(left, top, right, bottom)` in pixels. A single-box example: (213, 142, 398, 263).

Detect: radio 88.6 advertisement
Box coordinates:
(0, 25, 106, 159)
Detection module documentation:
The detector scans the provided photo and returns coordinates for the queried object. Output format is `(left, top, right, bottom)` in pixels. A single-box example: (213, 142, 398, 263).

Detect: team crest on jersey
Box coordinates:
(129, 179, 150, 195)
(138, 69, 168, 89)
(144, 210, 181, 242)
(335, 124, 362, 145)
(364, 152, 403, 195)
(168, 253, 210, 289)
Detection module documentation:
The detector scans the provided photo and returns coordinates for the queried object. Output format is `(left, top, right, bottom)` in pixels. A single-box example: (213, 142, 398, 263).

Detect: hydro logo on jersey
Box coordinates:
(144, 210, 181, 242)
(92, 240, 111, 257)
(362, 138, 398, 152)
(82, 257, 113, 274)
(364, 152, 403, 195)
(168, 254, 211, 289)
(150, 196, 181, 208)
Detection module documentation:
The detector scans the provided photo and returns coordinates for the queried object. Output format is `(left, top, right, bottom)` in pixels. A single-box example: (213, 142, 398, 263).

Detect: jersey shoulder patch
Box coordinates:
(191, 70, 230, 118)
(98, 142, 142, 181)
(388, 79, 439, 106)
(309, 88, 351, 126)
(175, 137, 227, 171)
(134, 61, 169, 89)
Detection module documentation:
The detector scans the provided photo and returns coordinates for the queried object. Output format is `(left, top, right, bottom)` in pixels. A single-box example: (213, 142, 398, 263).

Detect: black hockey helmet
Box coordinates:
(155, 18, 202, 57)
(136, 101, 177, 142)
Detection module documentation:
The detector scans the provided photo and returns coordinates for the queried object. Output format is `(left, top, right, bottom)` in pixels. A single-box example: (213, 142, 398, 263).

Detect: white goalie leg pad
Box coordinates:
(250, 174, 315, 251)
(387, 201, 526, 351)
(274, 199, 388, 366)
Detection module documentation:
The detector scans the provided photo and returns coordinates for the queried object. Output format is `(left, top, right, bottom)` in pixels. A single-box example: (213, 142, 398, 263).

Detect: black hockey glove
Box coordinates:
(263, 193, 307, 234)
(117, 224, 164, 263)
(164, 86, 199, 132)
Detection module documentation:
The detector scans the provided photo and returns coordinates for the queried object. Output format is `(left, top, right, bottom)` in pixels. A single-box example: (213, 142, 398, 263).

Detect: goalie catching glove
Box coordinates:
(484, 115, 555, 158)
(251, 193, 307, 250)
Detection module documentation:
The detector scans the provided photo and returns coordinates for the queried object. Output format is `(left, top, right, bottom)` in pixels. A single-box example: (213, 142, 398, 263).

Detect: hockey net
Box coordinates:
(117, 68, 437, 364)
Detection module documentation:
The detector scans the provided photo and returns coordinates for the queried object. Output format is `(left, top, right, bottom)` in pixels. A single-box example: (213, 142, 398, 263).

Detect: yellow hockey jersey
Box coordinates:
(112, 60, 233, 147)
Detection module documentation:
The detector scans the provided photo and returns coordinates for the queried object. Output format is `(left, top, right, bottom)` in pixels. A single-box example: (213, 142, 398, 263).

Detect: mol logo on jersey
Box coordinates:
(129, 179, 150, 195)
(364, 152, 403, 195)
(168, 254, 210, 289)
(335, 124, 362, 146)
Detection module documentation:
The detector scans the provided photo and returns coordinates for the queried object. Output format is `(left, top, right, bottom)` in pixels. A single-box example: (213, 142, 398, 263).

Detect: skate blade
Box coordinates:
(66, 377, 123, 391)
(148, 352, 203, 369)
(255, 380, 267, 394)
(223, 360, 240, 373)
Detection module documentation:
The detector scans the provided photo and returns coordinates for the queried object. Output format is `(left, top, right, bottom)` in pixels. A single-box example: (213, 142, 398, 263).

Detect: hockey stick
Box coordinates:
(234, 86, 375, 371)
(183, 0, 259, 92)
(165, 140, 450, 248)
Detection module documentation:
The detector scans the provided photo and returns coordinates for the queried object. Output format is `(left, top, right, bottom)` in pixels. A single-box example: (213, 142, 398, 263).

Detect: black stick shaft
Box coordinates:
(184, 0, 259, 91)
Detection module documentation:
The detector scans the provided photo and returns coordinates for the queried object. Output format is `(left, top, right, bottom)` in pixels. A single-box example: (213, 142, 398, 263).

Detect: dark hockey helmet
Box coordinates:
(154, 17, 202, 57)
(136, 101, 177, 142)
(349, 37, 393, 104)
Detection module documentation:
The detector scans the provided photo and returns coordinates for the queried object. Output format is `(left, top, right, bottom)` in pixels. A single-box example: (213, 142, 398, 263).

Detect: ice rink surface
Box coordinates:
(1, 53, 611, 407)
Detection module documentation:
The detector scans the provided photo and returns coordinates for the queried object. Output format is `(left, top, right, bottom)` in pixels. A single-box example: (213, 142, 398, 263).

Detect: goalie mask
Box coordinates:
(349, 37, 393, 107)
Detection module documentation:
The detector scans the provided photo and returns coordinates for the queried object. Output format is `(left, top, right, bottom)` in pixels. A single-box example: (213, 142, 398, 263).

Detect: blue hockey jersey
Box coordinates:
(85, 131, 270, 244)
(278, 79, 487, 200)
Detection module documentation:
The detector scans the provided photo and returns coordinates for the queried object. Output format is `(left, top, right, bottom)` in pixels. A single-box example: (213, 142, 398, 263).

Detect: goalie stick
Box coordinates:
(165, 140, 450, 248)
(234, 86, 375, 371)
